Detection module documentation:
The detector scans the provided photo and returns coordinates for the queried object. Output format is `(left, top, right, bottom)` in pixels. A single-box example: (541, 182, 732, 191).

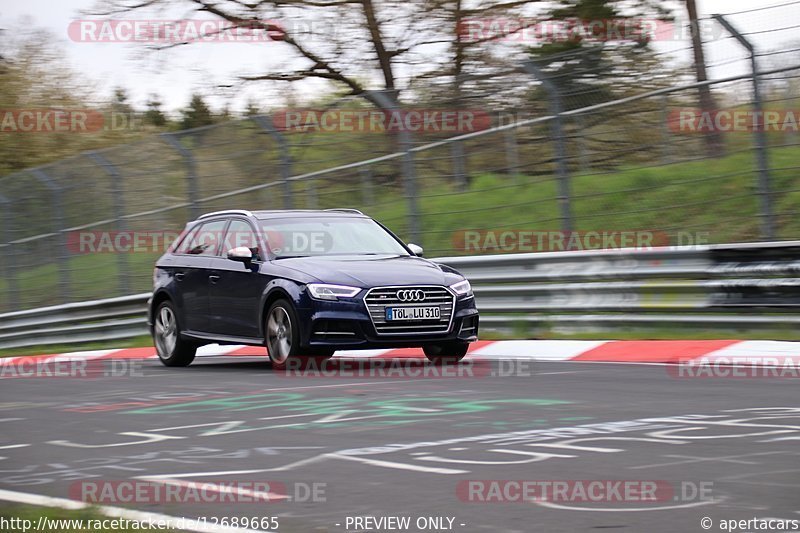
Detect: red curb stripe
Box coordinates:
(571, 340, 742, 363)
(97, 347, 156, 360)
(227, 346, 268, 356)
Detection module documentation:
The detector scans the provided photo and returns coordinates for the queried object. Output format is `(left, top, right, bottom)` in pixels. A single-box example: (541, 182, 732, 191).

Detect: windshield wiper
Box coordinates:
(273, 255, 310, 260)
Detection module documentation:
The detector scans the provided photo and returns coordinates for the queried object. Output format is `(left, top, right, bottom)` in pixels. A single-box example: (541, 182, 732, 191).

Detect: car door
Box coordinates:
(173, 218, 229, 334)
(207, 218, 269, 339)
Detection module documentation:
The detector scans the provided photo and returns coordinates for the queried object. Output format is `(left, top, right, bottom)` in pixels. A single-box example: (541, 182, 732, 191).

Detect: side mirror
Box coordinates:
(227, 246, 253, 263)
(408, 243, 424, 257)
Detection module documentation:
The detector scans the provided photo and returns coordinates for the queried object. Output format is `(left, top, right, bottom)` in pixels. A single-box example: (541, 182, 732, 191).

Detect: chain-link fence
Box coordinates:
(1, 8, 799, 313)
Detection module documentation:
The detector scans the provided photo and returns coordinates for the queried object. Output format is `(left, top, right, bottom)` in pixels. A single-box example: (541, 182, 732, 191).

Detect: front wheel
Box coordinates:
(423, 342, 470, 364)
(153, 301, 196, 367)
(265, 300, 302, 367)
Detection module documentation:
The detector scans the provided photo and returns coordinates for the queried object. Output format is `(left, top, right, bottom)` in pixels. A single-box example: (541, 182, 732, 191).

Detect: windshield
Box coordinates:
(261, 217, 410, 258)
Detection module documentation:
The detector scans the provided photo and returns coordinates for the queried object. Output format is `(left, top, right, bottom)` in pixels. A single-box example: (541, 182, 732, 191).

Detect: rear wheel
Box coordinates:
(423, 342, 470, 364)
(154, 301, 196, 367)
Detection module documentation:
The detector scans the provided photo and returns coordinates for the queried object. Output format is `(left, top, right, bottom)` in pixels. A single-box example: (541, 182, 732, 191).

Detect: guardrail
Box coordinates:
(1, 240, 799, 350)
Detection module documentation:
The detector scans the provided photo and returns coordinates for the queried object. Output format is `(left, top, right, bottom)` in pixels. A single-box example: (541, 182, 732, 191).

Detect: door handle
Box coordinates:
(174, 272, 185, 281)
(209, 275, 220, 284)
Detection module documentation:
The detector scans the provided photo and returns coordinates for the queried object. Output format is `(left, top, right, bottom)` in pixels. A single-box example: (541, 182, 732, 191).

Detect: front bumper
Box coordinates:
(296, 294, 479, 350)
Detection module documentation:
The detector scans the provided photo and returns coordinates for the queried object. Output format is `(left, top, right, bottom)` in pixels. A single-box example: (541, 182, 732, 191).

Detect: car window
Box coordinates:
(183, 219, 228, 256)
(261, 217, 409, 258)
(223, 219, 261, 258)
(173, 225, 201, 254)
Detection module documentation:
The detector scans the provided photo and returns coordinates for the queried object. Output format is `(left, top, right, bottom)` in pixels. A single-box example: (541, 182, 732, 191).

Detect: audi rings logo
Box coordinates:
(397, 289, 426, 302)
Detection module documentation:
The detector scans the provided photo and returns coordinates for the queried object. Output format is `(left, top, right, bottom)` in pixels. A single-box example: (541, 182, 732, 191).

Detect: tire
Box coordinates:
(423, 342, 470, 364)
(153, 301, 196, 367)
(265, 299, 303, 367)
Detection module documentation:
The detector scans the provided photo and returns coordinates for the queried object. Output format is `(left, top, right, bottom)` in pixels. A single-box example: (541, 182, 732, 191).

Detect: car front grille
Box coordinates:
(364, 286, 455, 335)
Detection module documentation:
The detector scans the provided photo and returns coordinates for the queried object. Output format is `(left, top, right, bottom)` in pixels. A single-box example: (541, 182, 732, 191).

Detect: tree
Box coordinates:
(0, 26, 94, 174)
(91, 0, 543, 109)
(180, 93, 214, 130)
(144, 93, 167, 127)
(524, 0, 676, 108)
(244, 99, 260, 117)
(685, 0, 724, 157)
(112, 86, 134, 115)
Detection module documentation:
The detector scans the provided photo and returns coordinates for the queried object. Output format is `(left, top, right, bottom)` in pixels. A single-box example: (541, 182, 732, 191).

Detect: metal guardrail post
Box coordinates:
(87, 152, 131, 294)
(31, 169, 70, 303)
(364, 90, 421, 245)
(0, 194, 19, 311)
(161, 133, 200, 220)
(253, 115, 294, 210)
(713, 14, 774, 241)
(523, 60, 573, 232)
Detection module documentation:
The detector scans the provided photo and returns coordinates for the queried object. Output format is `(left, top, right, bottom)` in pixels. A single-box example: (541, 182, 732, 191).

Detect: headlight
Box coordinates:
(450, 279, 473, 298)
(307, 283, 361, 301)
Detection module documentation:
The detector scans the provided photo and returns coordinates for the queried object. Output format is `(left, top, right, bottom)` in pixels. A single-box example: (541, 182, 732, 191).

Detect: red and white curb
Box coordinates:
(1, 340, 798, 367)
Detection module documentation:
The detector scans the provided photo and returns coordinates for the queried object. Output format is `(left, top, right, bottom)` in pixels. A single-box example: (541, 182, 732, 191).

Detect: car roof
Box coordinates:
(253, 210, 368, 220)
(196, 209, 369, 221)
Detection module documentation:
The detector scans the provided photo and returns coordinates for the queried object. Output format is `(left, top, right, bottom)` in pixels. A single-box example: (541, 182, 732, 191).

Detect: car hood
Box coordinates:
(275, 254, 460, 288)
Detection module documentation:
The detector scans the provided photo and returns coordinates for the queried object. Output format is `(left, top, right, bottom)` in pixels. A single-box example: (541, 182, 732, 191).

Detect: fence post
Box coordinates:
(660, 94, 674, 164)
(360, 167, 374, 206)
(713, 14, 774, 240)
(0, 194, 19, 311)
(523, 60, 573, 232)
(253, 115, 294, 209)
(364, 90, 420, 245)
(452, 140, 468, 191)
(87, 152, 130, 295)
(504, 127, 520, 180)
(161, 133, 200, 220)
(575, 113, 590, 174)
(31, 168, 70, 303)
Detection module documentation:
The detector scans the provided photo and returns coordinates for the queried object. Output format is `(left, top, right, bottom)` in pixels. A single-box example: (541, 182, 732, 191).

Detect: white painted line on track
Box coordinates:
(532, 498, 723, 512)
(137, 455, 330, 480)
(0, 488, 273, 533)
(328, 453, 469, 474)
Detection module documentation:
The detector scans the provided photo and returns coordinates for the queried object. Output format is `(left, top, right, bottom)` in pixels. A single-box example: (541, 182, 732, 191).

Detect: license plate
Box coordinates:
(385, 306, 441, 321)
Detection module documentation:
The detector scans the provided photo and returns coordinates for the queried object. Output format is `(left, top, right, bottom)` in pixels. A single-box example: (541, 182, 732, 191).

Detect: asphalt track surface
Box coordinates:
(0, 354, 798, 533)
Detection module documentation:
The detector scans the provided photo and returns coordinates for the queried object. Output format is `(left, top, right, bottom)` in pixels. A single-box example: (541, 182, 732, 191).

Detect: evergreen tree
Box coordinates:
(180, 93, 214, 130)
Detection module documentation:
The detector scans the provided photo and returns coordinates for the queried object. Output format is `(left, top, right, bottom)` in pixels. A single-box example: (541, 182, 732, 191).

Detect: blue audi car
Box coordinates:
(148, 209, 479, 367)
